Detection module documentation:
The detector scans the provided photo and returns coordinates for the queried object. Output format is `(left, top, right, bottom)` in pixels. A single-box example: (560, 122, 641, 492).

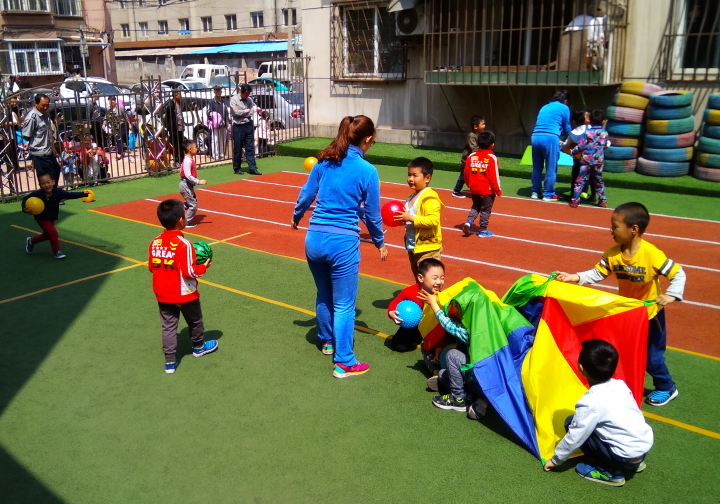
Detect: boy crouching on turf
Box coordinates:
(179, 139, 206, 229)
(462, 131, 502, 238)
(149, 199, 217, 374)
(544, 340, 653, 487)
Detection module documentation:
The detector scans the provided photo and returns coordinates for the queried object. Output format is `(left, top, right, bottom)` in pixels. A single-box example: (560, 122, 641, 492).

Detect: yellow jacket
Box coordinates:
(410, 188, 445, 253)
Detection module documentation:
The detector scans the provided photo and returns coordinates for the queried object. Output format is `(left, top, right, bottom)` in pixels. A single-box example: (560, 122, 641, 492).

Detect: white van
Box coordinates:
(179, 64, 230, 87)
(257, 61, 289, 81)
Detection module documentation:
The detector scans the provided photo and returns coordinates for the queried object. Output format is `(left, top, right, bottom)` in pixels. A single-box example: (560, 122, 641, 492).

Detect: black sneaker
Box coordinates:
(185, 222, 197, 229)
(432, 394, 466, 412)
(467, 398, 488, 420)
(234, 170, 244, 175)
(249, 170, 262, 175)
(25, 237, 34, 254)
(451, 191, 466, 199)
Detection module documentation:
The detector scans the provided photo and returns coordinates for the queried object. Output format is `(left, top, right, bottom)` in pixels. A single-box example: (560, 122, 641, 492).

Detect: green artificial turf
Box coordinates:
(1, 156, 719, 503)
(279, 137, 720, 198)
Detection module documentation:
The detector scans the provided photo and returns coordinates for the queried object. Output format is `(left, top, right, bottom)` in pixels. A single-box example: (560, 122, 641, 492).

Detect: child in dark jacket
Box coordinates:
(462, 131, 502, 238)
(452, 115, 485, 198)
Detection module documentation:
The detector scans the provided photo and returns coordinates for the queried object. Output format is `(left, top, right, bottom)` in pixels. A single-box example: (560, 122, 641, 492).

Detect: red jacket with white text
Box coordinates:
(148, 230, 207, 304)
(464, 149, 502, 196)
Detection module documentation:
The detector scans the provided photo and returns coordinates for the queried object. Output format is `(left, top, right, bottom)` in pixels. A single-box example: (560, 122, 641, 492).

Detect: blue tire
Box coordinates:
(643, 146, 693, 162)
(707, 93, 720, 110)
(648, 91, 694, 107)
(644, 131, 695, 148)
(636, 157, 690, 177)
(704, 108, 720, 126)
(697, 136, 720, 155)
(605, 120, 644, 136)
(702, 125, 720, 140)
(646, 116, 695, 135)
(697, 152, 720, 168)
(647, 105, 693, 120)
(605, 146, 637, 160)
(604, 159, 637, 173)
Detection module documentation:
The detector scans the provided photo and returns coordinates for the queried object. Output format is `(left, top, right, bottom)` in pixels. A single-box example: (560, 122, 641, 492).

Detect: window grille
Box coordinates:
(251, 11, 264, 28)
(7, 42, 62, 76)
(2, 0, 50, 12)
(55, 0, 81, 16)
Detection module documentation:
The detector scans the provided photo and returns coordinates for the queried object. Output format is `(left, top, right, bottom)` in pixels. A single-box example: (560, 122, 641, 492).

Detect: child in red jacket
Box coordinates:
(462, 131, 502, 238)
(148, 198, 218, 374)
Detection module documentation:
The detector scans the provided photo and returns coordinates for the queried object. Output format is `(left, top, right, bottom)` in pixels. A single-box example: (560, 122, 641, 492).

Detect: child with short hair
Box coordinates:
(394, 157, 445, 281)
(22, 172, 90, 259)
(452, 115, 485, 198)
(387, 258, 446, 352)
(543, 339, 653, 487)
(555, 202, 686, 406)
(86, 142, 101, 185)
(462, 131, 502, 238)
(570, 109, 609, 208)
(61, 142, 77, 187)
(562, 109, 596, 202)
(179, 139, 207, 229)
(148, 198, 217, 374)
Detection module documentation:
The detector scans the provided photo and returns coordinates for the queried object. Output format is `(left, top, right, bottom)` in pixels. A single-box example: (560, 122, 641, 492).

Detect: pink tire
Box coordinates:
(620, 81, 663, 98)
(694, 165, 720, 182)
(606, 106, 645, 124)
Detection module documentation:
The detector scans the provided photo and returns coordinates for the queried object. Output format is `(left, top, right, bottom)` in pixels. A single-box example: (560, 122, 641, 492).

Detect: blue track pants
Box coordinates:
(531, 134, 560, 198)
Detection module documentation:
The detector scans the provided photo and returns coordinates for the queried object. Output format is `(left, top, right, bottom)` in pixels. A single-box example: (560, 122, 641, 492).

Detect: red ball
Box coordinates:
(381, 200, 405, 227)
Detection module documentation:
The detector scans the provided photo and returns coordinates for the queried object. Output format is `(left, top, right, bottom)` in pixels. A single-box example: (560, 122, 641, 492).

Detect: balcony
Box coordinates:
(55, 0, 81, 17)
(1, 0, 51, 14)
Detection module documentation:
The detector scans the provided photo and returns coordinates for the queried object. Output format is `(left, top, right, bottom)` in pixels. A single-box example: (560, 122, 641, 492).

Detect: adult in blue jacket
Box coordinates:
(531, 90, 571, 201)
(292, 115, 388, 379)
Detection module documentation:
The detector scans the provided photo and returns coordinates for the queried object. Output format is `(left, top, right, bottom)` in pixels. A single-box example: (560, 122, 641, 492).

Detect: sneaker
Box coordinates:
(58, 201, 65, 206)
(25, 237, 34, 254)
(333, 362, 369, 379)
(635, 460, 647, 473)
(54, 251, 66, 259)
(467, 398, 489, 420)
(432, 394, 466, 412)
(427, 375, 439, 392)
(249, 170, 262, 175)
(530, 192, 539, 199)
(580, 191, 589, 199)
(598, 201, 607, 208)
(542, 195, 558, 202)
(193, 340, 218, 357)
(185, 222, 197, 228)
(462, 222, 471, 236)
(165, 360, 178, 374)
(451, 191, 466, 199)
(570, 202, 579, 208)
(234, 170, 245, 175)
(575, 462, 625, 487)
(645, 386, 678, 406)
(321, 342, 334, 355)
(477, 230, 494, 238)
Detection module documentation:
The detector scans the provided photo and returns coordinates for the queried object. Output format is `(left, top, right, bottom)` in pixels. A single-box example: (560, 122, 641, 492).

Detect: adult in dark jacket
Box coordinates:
(164, 91, 185, 165)
(86, 93, 104, 148)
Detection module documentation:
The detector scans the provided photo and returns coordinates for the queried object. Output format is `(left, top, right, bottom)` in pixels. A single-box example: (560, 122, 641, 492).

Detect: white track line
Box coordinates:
(145, 197, 719, 310)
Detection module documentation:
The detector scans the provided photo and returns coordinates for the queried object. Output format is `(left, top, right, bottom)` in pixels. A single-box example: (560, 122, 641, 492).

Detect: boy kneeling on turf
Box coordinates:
(149, 199, 218, 374)
(544, 339, 653, 487)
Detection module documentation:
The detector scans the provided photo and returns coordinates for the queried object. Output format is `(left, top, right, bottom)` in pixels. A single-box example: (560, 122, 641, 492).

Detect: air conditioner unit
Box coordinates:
(395, 6, 427, 37)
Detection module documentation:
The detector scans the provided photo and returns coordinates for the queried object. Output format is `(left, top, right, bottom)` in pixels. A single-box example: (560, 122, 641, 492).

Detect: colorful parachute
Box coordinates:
(417, 274, 649, 462)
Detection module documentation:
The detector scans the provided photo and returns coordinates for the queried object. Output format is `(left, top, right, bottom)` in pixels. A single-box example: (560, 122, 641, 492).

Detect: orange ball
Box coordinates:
(304, 157, 318, 172)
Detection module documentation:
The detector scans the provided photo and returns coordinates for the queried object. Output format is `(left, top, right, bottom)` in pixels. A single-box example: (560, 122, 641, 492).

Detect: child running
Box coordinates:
(544, 340, 653, 487)
(394, 157, 445, 281)
(452, 115, 485, 198)
(179, 139, 207, 229)
(462, 131, 502, 238)
(555, 202, 685, 406)
(570, 109, 609, 208)
(22, 173, 90, 259)
(149, 199, 217, 374)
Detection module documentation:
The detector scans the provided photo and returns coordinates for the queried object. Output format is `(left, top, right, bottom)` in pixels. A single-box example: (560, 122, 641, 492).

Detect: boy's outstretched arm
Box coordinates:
(544, 402, 598, 471)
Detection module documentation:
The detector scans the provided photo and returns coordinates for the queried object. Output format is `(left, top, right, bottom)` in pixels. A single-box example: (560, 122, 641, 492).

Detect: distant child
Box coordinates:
(562, 109, 596, 202)
(148, 199, 218, 374)
(256, 111, 270, 154)
(462, 131, 502, 238)
(387, 258, 445, 352)
(394, 157, 445, 281)
(179, 139, 207, 229)
(61, 142, 77, 187)
(453, 115, 486, 198)
(22, 172, 90, 259)
(555, 202, 685, 407)
(85, 142, 101, 185)
(569, 109, 609, 208)
(543, 340, 653, 487)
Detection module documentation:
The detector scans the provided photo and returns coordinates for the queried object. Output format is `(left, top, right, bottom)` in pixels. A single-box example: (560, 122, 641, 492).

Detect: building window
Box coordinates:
(55, 0, 80, 15)
(121, 24, 130, 37)
(202, 16, 212, 32)
(179, 18, 189, 32)
(119, 0, 125, 8)
(283, 8, 297, 27)
(2, 0, 50, 12)
(158, 20, 168, 35)
(139, 22, 148, 36)
(251, 11, 264, 28)
(664, 0, 720, 81)
(226, 14, 237, 31)
(9, 42, 62, 76)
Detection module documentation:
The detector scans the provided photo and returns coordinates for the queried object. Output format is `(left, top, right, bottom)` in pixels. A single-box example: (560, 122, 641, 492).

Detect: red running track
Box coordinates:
(95, 172, 720, 357)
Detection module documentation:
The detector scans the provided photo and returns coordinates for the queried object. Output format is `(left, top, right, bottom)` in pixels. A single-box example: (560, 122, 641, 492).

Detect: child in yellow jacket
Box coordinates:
(395, 157, 445, 281)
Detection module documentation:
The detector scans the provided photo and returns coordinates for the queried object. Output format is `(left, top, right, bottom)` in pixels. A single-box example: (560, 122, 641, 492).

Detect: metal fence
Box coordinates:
(0, 57, 309, 202)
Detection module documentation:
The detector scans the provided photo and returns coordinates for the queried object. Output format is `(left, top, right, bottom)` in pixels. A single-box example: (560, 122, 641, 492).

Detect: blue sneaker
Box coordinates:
(575, 462, 625, 487)
(165, 360, 178, 374)
(477, 231, 494, 238)
(54, 251, 66, 259)
(193, 340, 218, 357)
(645, 386, 678, 406)
(25, 237, 34, 254)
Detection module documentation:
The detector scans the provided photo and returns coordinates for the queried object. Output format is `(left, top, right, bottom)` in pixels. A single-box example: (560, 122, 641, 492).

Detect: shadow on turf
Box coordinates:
(175, 329, 225, 364)
(0, 447, 68, 504)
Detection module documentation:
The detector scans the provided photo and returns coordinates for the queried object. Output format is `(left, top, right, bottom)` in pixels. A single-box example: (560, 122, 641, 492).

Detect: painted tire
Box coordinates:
(702, 125, 720, 140)
(606, 106, 645, 123)
(636, 157, 690, 177)
(707, 93, 720, 110)
(620, 81, 663, 98)
(604, 159, 637, 173)
(606, 120, 644, 136)
(643, 146, 693, 162)
(614, 93, 650, 109)
(694, 165, 720, 182)
(647, 105, 693, 120)
(697, 152, 720, 168)
(608, 134, 640, 147)
(648, 90, 694, 107)
(644, 131, 696, 148)
(646, 116, 695, 135)
(605, 146, 638, 160)
(697, 136, 720, 155)
(703, 108, 720, 126)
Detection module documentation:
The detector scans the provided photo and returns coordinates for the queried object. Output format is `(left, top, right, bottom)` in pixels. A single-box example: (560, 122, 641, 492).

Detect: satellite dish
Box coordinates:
(396, 9, 419, 35)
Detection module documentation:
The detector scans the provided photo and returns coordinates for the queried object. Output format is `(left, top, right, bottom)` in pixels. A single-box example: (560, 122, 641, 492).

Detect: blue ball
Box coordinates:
(397, 300, 423, 329)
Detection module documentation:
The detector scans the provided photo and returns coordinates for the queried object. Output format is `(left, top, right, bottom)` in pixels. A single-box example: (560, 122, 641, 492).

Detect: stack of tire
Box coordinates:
(638, 90, 695, 177)
(695, 93, 720, 182)
(604, 82, 661, 173)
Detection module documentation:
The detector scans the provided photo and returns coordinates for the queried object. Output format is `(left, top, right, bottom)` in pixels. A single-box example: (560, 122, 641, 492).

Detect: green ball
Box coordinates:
(193, 242, 213, 265)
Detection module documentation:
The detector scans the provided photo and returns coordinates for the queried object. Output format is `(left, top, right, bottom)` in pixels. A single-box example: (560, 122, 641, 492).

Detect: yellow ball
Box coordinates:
(25, 196, 45, 215)
(304, 156, 318, 172)
(82, 189, 95, 203)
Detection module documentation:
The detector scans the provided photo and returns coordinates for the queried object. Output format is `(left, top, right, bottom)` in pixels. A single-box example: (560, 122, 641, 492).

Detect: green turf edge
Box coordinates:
(279, 138, 720, 198)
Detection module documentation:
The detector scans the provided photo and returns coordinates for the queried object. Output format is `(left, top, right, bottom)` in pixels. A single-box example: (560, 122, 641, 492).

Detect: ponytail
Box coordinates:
(318, 115, 375, 162)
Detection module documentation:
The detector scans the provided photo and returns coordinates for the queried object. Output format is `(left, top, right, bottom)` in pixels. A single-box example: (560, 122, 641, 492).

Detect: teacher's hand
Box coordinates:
(291, 220, 299, 230)
(379, 245, 388, 261)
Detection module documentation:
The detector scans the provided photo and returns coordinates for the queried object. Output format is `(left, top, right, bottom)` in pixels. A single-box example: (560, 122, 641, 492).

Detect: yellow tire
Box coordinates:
(620, 81, 663, 97)
(704, 108, 720, 126)
(614, 93, 649, 110)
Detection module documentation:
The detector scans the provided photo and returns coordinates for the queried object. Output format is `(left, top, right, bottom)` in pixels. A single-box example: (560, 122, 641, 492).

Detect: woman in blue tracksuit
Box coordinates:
(531, 90, 572, 201)
(292, 115, 388, 379)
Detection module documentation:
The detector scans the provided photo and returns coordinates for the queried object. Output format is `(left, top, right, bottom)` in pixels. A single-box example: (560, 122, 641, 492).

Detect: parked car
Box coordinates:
(248, 78, 291, 92)
(251, 92, 301, 130)
(59, 77, 136, 117)
(279, 92, 305, 122)
(179, 64, 230, 87)
(139, 96, 214, 155)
